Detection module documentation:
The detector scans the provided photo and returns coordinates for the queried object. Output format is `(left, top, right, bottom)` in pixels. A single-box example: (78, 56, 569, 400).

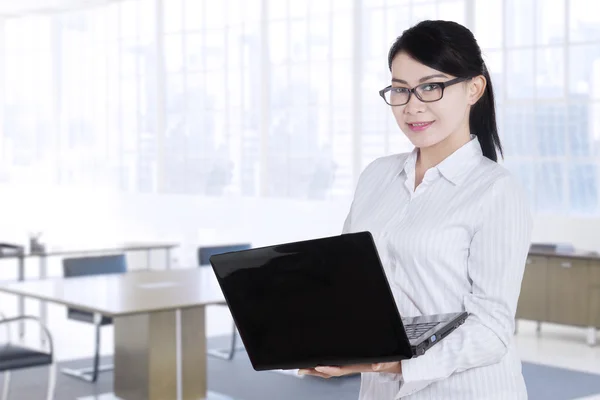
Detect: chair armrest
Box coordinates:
(0, 315, 54, 355)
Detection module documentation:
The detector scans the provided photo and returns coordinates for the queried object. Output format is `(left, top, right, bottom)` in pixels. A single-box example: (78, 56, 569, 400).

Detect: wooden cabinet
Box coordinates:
(590, 264, 600, 328)
(517, 252, 600, 330)
(546, 259, 590, 326)
(516, 256, 547, 321)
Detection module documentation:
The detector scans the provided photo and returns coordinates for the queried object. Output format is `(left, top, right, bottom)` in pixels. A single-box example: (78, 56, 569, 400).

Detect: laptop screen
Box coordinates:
(210, 231, 412, 370)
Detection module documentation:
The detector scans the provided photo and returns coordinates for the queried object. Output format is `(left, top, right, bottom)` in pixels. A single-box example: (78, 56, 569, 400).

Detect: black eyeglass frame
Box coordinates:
(378, 77, 469, 106)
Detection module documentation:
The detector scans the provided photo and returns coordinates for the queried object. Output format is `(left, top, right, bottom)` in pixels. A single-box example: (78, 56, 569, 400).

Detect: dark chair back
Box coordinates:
(63, 254, 127, 325)
(198, 244, 251, 267)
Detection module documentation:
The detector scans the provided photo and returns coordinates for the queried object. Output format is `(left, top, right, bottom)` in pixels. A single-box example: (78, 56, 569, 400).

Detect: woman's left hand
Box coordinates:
(298, 362, 401, 378)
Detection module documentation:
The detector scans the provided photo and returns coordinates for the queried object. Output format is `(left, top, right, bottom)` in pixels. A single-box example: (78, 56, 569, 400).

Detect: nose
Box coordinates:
(403, 92, 426, 115)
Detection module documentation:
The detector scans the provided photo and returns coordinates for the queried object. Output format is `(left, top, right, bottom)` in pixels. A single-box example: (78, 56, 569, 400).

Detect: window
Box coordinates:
(2, 0, 599, 214)
(475, 0, 600, 215)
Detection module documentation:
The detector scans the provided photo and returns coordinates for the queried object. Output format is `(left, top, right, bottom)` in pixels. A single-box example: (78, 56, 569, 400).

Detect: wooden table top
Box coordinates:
(0, 268, 225, 317)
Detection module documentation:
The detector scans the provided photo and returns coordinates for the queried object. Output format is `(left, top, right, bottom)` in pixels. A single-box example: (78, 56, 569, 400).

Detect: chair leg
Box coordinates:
(90, 322, 101, 383)
(62, 321, 113, 382)
(227, 321, 237, 360)
(207, 319, 244, 360)
(46, 364, 57, 400)
(2, 371, 10, 400)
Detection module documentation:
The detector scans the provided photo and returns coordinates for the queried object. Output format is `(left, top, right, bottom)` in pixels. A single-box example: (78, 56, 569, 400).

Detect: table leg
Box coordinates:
(17, 255, 25, 339)
(587, 327, 597, 347)
(166, 248, 171, 270)
(39, 255, 47, 346)
(113, 306, 206, 400)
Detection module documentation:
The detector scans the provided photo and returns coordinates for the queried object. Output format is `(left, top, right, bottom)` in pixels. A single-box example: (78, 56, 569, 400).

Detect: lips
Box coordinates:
(407, 121, 434, 132)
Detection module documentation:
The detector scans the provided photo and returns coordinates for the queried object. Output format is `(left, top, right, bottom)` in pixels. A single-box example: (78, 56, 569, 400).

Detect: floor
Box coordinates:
(1, 257, 600, 399)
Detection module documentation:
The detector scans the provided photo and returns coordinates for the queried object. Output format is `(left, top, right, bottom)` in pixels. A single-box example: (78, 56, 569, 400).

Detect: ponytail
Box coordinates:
(470, 63, 503, 162)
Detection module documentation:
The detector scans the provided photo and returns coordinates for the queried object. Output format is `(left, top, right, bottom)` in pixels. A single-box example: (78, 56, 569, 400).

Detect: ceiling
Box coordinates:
(0, 0, 119, 17)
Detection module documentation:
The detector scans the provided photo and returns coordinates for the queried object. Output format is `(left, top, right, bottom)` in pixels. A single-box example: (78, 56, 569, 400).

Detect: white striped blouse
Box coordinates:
(342, 135, 532, 400)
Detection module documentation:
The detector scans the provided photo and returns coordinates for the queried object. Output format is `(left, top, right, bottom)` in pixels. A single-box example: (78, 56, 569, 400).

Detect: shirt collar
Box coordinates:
(401, 135, 483, 186)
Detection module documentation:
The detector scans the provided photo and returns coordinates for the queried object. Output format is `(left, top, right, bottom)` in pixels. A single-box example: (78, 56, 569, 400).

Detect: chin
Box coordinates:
(404, 131, 444, 149)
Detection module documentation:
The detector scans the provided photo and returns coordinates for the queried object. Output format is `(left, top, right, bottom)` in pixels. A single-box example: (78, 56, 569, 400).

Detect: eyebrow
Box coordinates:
(392, 74, 449, 85)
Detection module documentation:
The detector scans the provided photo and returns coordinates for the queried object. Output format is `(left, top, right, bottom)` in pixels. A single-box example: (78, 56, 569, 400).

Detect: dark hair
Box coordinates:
(387, 20, 503, 162)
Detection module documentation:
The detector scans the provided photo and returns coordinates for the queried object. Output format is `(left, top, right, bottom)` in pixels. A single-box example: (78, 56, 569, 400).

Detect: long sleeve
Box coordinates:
(396, 176, 533, 398)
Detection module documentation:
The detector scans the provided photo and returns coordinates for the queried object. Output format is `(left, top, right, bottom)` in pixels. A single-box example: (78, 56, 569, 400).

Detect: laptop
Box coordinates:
(209, 231, 468, 371)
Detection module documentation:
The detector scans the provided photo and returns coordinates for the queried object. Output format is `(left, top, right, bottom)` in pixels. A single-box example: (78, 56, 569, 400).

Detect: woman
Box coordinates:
(298, 20, 531, 400)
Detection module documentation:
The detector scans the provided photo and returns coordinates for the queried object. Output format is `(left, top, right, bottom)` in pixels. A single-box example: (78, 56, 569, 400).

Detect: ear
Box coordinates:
(467, 75, 487, 105)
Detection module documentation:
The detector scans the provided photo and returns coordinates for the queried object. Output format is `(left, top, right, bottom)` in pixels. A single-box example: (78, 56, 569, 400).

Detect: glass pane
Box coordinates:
(503, 105, 536, 157)
(290, 64, 309, 106)
(309, 0, 331, 16)
(269, 21, 288, 65)
(139, 0, 156, 44)
(331, 15, 352, 60)
(437, 1, 465, 26)
(569, 103, 597, 157)
(206, 71, 226, 110)
(205, 30, 225, 70)
(570, 0, 600, 43)
(332, 0, 353, 12)
(290, 0, 308, 18)
(291, 20, 308, 63)
(185, 33, 203, 71)
(227, 0, 243, 26)
(484, 50, 504, 104)
(163, 0, 183, 33)
(506, 0, 535, 47)
(569, 164, 598, 214)
(309, 61, 330, 105)
(164, 34, 183, 73)
(506, 49, 534, 99)
(537, 0, 565, 45)
(536, 103, 566, 157)
(120, 0, 139, 39)
(309, 18, 330, 61)
(184, 0, 203, 30)
(536, 47, 564, 99)
(503, 160, 535, 206)
(227, 27, 243, 66)
(386, 6, 410, 46)
(205, 2, 224, 30)
(535, 162, 564, 212)
(411, 4, 436, 25)
(363, 8, 386, 59)
(568, 45, 600, 100)
(269, 0, 288, 19)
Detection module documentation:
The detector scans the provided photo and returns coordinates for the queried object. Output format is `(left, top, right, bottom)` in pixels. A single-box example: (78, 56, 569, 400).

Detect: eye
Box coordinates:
(391, 87, 409, 94)
(421, 83, 441, 91)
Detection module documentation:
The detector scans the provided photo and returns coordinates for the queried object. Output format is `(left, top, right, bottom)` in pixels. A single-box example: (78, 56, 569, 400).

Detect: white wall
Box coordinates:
(1, 184, 599, 273)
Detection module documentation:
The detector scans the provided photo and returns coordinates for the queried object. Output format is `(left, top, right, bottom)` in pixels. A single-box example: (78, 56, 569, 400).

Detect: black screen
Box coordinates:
(210, 231, 413, 370)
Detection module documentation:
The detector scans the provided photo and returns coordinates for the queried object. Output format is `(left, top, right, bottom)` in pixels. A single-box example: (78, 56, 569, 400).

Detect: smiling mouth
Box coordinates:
(407, 121, 435, 131)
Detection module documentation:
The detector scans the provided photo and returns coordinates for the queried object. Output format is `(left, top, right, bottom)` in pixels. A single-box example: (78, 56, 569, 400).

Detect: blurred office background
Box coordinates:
(0, 0, 600, 399)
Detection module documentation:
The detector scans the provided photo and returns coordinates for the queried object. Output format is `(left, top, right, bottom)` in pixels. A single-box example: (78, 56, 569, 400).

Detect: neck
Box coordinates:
(417, 131, 471, 171)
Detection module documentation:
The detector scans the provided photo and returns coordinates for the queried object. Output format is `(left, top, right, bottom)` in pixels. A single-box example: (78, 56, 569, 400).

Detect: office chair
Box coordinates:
(60, 254, 127, 383)
(0, 314, 56, 400)
(198, 243, 251, 360)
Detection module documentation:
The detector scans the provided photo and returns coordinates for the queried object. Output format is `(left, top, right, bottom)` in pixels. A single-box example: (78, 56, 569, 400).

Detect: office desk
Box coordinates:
(0, 268, 224, 400)
(516, 248, 600, 346)
(0, 241, 178, 340)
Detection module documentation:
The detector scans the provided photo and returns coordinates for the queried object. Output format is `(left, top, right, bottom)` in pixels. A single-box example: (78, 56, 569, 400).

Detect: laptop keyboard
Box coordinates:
(404, 322, 440, 340)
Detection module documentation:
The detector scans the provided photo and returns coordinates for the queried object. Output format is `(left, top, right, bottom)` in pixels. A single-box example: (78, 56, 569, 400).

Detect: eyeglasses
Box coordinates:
(379, 77, 468, 106)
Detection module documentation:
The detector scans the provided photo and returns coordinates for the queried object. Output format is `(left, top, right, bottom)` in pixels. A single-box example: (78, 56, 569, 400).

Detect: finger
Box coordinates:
(298, 368, 332, 379)
(316, 364, 373, 376)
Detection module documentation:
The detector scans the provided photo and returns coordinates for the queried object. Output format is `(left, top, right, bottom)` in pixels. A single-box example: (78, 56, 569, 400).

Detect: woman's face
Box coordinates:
(389, 52, 483, 149)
